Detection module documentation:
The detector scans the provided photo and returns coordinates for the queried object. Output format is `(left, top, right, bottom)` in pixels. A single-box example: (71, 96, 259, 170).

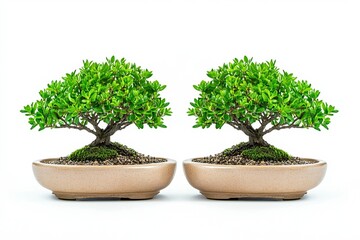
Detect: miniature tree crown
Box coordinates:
(188, 56, 338, 146)
(21, 56, 172, 146)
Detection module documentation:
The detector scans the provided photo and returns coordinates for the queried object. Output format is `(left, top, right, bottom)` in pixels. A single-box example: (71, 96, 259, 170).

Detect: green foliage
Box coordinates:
(188, 56, 338, 134)
(20, 56, 172, 136)
(240, 146, 291, 161)
(68, 146, 119, 161)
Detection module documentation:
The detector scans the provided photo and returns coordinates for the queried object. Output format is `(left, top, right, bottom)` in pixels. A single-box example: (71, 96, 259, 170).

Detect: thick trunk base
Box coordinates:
(248, 136, 269, 147)
(222, 137, 269, 157)
(90, 136, 111, 147)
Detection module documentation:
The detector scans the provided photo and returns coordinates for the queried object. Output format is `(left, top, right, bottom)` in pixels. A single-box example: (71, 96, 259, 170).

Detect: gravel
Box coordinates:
(47, 155, 167, 165)
(192, 155, 314, 165)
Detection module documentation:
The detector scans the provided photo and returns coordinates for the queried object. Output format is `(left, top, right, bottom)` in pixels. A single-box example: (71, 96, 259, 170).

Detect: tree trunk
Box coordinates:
(248, 135, 269, 146)
(90, 135, 111, 147)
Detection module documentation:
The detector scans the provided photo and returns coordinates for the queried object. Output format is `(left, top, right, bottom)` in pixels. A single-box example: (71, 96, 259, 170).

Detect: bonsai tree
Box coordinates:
(188, 56, 338, 160)
(21, 56, 172, 161)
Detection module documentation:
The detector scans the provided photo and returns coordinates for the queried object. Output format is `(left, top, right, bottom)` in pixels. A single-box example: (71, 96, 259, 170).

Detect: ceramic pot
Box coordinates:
(33, 159, 176, 200)
(183, 158, 326, 200)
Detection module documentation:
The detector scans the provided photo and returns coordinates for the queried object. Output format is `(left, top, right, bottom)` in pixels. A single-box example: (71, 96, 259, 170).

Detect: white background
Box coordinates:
(0, 0, 359, 239)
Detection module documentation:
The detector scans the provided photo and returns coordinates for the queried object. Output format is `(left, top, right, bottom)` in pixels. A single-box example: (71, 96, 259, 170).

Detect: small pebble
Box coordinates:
(47, 154, 167, 165)
(193, 155, 313, 165)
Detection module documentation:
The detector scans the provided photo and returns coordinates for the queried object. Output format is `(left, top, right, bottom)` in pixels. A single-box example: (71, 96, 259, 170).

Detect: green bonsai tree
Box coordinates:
(21, 56, 171, 160)
(188, 56, 338, 160)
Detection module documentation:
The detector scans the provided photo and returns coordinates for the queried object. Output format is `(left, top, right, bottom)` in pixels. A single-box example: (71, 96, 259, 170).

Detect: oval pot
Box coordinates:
(33, 159, 176, 200)
(183, 158, 326, 200)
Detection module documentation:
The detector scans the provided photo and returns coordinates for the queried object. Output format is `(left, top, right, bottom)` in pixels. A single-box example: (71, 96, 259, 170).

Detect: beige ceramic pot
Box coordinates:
(183, 158, 326, 200)
(33, 159, 176, 200)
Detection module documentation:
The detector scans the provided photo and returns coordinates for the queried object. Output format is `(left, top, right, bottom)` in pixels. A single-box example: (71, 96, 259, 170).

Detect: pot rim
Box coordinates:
(183, 158, 326, 169)
(33, 158, 176, 169)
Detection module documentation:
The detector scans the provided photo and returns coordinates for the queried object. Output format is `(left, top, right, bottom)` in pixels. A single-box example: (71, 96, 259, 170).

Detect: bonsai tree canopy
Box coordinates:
(188, 56, 338, 147)
(21, 56, 172, 148)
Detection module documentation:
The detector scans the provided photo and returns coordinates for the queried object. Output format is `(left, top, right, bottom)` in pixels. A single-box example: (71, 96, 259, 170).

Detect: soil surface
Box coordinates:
(47, 155, 167, 165)
(192, 156, 314, 165)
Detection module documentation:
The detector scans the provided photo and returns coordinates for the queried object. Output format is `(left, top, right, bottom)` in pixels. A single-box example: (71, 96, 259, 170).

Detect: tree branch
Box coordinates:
(103, 121, 131, 137)
(262, 118, 301, 135)
(54, 121, 97, 135)
(81, 113, 102, 134)
(228, 122, 241, 130)
(102, 115, 130, 137)
(228, 114, 256, 136)
(257, 113, 279, 133)
(273, 125, 303, 131)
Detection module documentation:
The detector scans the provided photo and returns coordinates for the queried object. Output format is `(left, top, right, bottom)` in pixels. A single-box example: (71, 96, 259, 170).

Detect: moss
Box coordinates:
(241, 146, 291, 161)
(222, 142, 254, 156)
(105, 142, 138, 157)
(68, 142, 139, 161)
(221, 142, 291, 161)
(68, 146, 119, 161)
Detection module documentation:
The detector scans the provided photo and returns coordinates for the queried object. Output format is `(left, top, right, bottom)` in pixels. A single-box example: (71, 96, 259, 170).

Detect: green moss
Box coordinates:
(68, 146, 119, 161)
(67, 142, 139, 161)
(222, 142, 254, 156)
(241, 146, 291, 161)
(221, 142, 291, 161)
(105, 142, 138, 157)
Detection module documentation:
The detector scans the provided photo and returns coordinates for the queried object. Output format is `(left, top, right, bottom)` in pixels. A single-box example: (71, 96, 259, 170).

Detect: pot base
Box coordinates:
(200, 191, 306, 200)
(53, 191, 159, 200)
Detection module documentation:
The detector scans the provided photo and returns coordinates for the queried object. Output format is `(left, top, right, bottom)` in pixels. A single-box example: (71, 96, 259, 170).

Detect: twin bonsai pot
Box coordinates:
(24, 56, 336, 201)
(32, 158, 326, 200)
(33, 159, 326, 200)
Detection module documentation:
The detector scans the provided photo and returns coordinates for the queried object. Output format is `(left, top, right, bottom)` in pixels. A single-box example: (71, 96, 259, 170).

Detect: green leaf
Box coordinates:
(188, 56, 338, 134)
(20, 56, 172, 136)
